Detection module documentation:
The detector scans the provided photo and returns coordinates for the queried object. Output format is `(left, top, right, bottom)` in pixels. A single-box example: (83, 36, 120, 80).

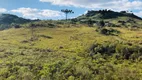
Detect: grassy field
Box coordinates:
(0, 26, 142, 80)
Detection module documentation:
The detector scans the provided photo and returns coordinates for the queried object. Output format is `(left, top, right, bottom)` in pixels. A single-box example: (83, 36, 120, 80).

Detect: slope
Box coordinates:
(0, 14, 31, 30)
(0, 27, 142, 79)
(75, 10, 142, 28)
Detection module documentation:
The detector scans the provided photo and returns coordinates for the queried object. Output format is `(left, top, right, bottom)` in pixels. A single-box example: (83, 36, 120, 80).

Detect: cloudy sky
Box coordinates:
(0, 0, 142, 20)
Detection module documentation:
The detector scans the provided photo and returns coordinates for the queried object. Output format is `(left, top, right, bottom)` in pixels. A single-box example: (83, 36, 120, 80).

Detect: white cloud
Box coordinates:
(11, 7, 63, 19)
(0, 8, 7, 13)
(39, 0, 142, 11)
(38, 10, 63, 17)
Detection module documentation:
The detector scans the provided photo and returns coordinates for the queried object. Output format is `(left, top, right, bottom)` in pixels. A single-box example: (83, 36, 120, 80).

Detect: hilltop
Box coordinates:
(78, 10, 142, 20)
(0, 10, 142, 30)
(74, 10, 142, 28)
(0, 14, 32, 30)
(0, 14, 31, 24)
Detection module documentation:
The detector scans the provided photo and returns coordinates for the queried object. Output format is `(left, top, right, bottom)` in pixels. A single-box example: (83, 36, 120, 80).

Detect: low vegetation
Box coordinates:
(0, 26, 142, 80)
(0, 10, 142, 80)
(96, 27, 120, 36)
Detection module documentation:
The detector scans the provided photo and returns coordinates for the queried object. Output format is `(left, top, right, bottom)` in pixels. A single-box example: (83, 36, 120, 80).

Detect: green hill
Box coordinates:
(74, 10, 142, 28)
(82, 10, 141, 19)
(0, 10, 142, 80)
(0, 10, 142, 30)
(0, 14, 31, 24)
(0, 14, 31, 30)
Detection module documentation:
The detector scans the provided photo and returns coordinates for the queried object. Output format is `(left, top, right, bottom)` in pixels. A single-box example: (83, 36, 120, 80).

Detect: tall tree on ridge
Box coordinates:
(61, 9, 74, 21)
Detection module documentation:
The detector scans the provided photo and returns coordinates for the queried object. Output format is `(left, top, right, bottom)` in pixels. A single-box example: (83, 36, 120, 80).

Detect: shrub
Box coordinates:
(14, 25, 21, 28)
(89, 42, 142, 60)
(96, 28, 120, 35)
(48, 23, 56, 28)
(98, 20, 105, 28)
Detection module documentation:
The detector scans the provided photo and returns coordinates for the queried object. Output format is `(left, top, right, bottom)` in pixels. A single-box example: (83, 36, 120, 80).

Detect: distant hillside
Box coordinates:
(0, 10, 142, 30)
(77, 10, 142, 20)
(0, 14, 31, 30)
(0, 14, 31, 24)
(74, 10, 142, 28)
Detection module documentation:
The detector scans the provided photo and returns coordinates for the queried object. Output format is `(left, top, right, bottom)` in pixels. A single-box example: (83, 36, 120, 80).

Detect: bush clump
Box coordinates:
(96, 28, 120, 36)
(89, 42, 142, 60)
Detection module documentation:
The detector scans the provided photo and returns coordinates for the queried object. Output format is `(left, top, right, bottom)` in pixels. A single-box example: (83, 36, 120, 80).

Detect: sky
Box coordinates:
(0, 0, 142, 20)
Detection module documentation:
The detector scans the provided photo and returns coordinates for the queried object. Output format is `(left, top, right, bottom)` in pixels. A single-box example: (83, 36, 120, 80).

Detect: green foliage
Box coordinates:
(98, 20, 105, 27)
(0, 27, 142, 80)
(89, 41, 142, 60)
(96, 27, 120, 35)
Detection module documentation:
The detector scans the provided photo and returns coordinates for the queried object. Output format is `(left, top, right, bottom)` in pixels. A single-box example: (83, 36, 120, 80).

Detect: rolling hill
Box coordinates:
(0, 14, 31, 30)
(78, 10, 142, 20)
(0, 10, 142, 79)
(0, 10, 142, 30)
(74, 10, 142, 28)
(0, 14, 31, 24)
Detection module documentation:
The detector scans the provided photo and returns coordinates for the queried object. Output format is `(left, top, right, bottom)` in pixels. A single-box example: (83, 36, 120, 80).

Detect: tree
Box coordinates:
(61, 9, 74, 21)
(99, 20, 105, 28)
(11, 23, 20, 28)
(88, 19, 94, 27)
(29, 23, 36, 40)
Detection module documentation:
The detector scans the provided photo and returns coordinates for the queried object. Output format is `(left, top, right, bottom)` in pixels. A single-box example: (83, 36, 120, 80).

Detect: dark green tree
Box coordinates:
(29, 23, 36, 40)
(88, 19, 94, 27)
(99, 20, 105, 28)
(61, 9, 74, 21)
